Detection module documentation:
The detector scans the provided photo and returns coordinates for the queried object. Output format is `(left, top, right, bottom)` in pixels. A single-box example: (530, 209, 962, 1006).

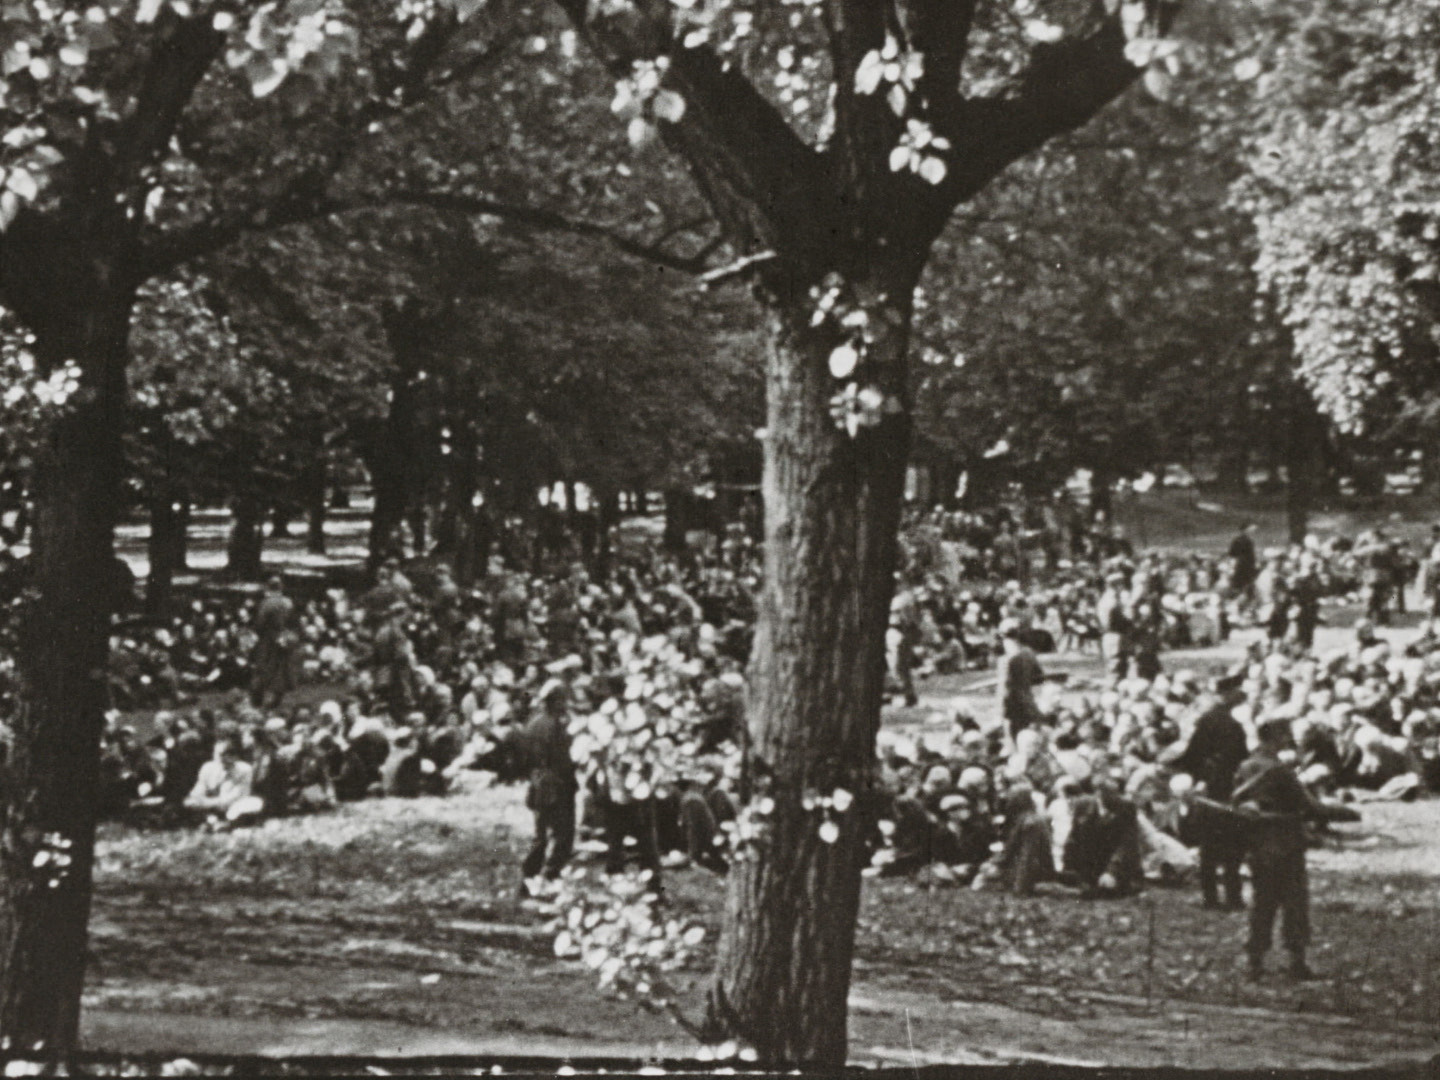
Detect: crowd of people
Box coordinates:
(67, 501, 1440, 974)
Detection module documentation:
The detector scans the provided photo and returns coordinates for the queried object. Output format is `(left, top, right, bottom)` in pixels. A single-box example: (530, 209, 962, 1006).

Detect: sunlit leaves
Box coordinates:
(1234, 0, 1440, 432)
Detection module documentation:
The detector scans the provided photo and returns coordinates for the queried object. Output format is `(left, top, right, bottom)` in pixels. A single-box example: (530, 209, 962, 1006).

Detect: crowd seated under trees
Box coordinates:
(16, 492, 1436, 901)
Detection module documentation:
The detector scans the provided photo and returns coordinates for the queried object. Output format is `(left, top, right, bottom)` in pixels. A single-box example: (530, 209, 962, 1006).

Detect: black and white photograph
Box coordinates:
(0, 0, 1434, 1074)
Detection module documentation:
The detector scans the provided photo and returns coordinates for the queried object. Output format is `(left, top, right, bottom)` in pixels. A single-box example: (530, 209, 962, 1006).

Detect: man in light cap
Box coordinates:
(1232, 715, 1326, 980)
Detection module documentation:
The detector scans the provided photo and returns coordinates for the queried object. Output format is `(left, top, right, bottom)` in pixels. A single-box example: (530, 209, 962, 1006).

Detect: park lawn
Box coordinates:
(84, 774, 1438, 1067)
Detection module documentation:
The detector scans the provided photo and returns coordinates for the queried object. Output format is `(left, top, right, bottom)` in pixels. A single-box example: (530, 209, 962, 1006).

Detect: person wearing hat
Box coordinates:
(997, 618, 1048, 745)
(370, 599, 417, 720)
(1228, 522, 1259, 600)
(1232, 715, 1326, 980)
(1161, 685, 1250, 909)
(1096, 573, 1131, 680)
(250, 575, 298, 710)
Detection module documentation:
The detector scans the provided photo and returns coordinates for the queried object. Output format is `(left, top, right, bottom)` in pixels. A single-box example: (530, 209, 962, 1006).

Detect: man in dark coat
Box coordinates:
(474, 680, 578, 890)
(1162, 687, 1250, 908)
(1233, 717, 1325, 980)
(1228, 522, 1258, 598)
(997, 619, 1047, 744)
(250, 575, 297, 709)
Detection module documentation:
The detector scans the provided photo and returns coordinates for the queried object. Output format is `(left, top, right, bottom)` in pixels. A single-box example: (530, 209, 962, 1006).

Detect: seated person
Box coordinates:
(185, 730, 260, 823)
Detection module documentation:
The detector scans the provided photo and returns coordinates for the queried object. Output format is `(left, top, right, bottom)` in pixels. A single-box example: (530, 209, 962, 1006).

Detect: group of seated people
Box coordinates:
(98, 694, 473, 826)
(864, 610, 1440, 898)
(80, 511, 1440, 917)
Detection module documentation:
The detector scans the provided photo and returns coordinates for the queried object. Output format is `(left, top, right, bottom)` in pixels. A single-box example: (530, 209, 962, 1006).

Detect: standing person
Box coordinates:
(1162, 686, 1250, 909)
(997, 619, 1046, 746)
(515, 679, 579, 890)
(1096, 573, 1131, 680)
(1228, 522, 1259, 600)
(250, 575, 297, 709)
(370, 601, 416, 719)
(1288, 554, 1323, 650)
(888, 586, 921, 708)
(1422, 525, 1440, 617)
(1232, 717, 1324, 981)
(1355, 529, 1395, 625)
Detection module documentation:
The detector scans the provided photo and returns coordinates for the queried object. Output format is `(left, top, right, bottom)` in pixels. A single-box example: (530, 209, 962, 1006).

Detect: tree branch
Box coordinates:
(114, 14, 228, 184)
(947, 2, 1181, 203)
(137, 188, 719, 279)
(552, 0, 838, 288)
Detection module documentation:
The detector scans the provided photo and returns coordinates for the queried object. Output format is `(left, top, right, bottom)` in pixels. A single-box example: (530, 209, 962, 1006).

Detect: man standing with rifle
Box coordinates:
(1232, 716, 1326, 981)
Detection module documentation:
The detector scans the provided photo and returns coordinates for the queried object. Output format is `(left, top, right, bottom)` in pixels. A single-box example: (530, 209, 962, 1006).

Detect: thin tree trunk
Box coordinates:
(1, 288, 132, 1054)
(447, 426, 480, 586)
(226, 494, 265, 580)
(1286, 388, 1326, 544)
(706, 294, 912, 1064)
(305, 460, 327, 556)
(144, 495, 185, 618)
(270, 502, 295, 539)
(662, 487, 689, 552)
(1216, 444, 1249, 496)
(594, 489, 617, 582)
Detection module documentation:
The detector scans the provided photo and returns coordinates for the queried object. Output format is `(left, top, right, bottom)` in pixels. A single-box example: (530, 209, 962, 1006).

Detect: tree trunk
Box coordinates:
(1216, 444, 1249, 497)
(305, 460, 327, 556)
(932, 456, 963, 510)
(144, 495, 186, 618)
(406, 504, 428, 558)
(1286, 388, 1327, 544)
(1089, 467, 1114, 523)
(447, 427, 480, 586)
(706, 293, 913, 1064)
(593, 489, 617, 582)
(661, 487, 689, 552)
(270, 502, 295, 539)
(226, 495, 265, 580)
(1, 289, 132, 1054)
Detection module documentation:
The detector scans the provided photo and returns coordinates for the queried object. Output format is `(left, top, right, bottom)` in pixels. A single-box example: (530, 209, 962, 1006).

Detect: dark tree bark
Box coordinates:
(269, 502, 296, 539)
(369, 300, 427, 568)
(706, 292, 914, 1063)
(406, 504, 428, 558)
(0, 277, 136, 1055)
(1286, 386, 1327, 544)
(1216, 445, 1250, 496)
(225, 494, 265, 580)
(445, 425, 481, 586)
(304, 460, 328, 556)
(661, 487, 690, 552)
(552, 0, 1174, 1062)
(144, 494, 188, 618)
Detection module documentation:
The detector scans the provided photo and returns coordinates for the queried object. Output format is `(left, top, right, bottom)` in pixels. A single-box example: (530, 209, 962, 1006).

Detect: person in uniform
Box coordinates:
(250, 575, 297, 709)
(1232, 716, 1324, 980)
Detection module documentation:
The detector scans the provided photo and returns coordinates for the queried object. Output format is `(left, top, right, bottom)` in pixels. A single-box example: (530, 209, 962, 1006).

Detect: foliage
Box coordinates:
(1233, 0, 1440, 435)
(912, 87, 1290, 492)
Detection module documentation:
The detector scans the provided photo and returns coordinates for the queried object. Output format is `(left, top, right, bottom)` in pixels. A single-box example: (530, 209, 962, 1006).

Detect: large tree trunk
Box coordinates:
(1, 287, 132, 1053)
(706, 292, 912, 1064)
